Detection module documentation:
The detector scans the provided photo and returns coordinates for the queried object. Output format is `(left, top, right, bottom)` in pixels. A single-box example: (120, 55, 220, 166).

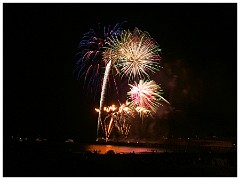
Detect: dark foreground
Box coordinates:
(4, 141, 237, 177)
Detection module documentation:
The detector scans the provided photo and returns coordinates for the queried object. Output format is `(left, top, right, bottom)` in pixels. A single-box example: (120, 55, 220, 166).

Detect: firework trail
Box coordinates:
(97, 60, 112, 139)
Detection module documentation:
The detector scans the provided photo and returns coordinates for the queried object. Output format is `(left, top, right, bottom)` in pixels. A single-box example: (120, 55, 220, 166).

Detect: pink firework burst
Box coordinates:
(128, 80, 169, 115)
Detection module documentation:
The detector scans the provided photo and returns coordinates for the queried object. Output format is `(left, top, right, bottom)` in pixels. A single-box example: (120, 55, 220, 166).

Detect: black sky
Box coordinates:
(3, 3, 237, 142)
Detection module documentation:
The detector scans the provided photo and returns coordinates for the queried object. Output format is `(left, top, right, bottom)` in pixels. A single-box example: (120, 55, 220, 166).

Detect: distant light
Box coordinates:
(35, 138, 42, 142)
(65, 139, 74, 143)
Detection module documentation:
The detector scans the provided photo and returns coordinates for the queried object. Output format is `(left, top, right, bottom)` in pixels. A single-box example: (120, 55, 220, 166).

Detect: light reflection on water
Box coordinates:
(84, 144, 169, 154)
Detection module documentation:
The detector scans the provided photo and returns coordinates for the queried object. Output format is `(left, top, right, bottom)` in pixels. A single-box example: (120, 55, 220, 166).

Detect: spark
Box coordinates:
(95, 104, 118, 113)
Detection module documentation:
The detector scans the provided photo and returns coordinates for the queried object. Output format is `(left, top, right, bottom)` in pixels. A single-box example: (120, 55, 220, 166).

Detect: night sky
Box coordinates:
(4, 3, 237, 142)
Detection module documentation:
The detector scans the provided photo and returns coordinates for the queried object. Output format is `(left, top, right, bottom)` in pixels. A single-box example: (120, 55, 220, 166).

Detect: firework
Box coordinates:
(95, 104, 117, 113)
(115, 102, 134, 138)
(74, 23, 126, 140)
(103, 27, 162, 81)
(74, 23, 124, 98)
(75, 23, 169, 141)
(128, 80, 169, 117)
(95, 101, 134, 141)
(95, 104, 117, 141)
(135, 106, 151, 117)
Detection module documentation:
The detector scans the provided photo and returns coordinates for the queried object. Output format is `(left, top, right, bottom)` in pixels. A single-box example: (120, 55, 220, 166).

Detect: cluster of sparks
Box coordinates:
(128, 80, 170, 116)
(103, 28, 161, 81)
(75, 23, 169, 141)
(95, 102, 134, 140)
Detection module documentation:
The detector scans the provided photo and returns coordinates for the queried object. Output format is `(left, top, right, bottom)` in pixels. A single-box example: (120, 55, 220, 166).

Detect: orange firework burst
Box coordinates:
(95, 101, 135, 140)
